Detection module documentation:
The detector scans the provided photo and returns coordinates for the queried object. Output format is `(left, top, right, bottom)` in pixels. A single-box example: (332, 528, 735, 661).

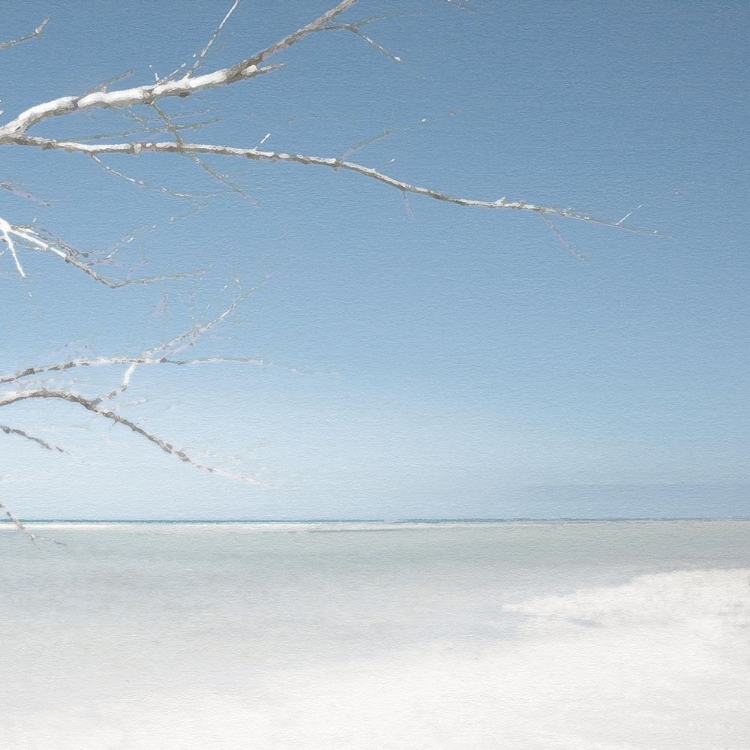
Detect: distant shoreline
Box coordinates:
(3, 517, 750, 527)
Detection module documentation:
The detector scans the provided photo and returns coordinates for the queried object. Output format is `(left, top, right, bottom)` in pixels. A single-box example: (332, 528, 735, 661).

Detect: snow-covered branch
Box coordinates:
(0, 1, 358, 140)
(0, 63, 282, 140)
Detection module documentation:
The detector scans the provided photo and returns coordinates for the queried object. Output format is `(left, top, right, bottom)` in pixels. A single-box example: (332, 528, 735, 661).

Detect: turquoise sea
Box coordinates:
(1, 520, 749, 749)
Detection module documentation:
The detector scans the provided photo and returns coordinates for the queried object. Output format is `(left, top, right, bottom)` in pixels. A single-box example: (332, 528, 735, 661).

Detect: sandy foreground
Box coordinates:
(2, 523, 749, 749)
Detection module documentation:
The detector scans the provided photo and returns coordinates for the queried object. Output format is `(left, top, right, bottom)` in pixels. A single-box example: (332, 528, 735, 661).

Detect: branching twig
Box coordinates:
(0, 218, 209, 286)
(0, 353, 303, 388)
(94, 362, 139, 404)
(541, 213, 587, 260)
(0, 0, 648, 240)
(73, 117, 220, 143)
(0, 389, 265, 484)
(143, 274, 269, 358)
(0, 2, 361, 139)
(0, 18, 49, 51)
(319, 14, 414, 62)
(150, 102, 257, 204)
(190, 0, 241, 75)
(9, 138, 655, 232)
(0, 217, 27, 276)
(0, 179, 51, 205)
(238, 0, 360, 69)
(89, 153, 209, 201)
(1, 283, 269, 395)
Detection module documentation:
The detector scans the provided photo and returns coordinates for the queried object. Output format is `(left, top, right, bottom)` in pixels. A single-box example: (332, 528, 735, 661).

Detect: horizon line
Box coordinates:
(5, 516, 750, 524)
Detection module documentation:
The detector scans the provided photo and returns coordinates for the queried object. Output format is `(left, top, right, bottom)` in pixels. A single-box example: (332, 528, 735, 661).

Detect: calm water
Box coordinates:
(1, 520, 749, 749)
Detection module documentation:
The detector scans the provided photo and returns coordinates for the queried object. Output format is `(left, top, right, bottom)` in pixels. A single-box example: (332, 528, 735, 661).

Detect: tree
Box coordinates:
(0, 0, 640, 534)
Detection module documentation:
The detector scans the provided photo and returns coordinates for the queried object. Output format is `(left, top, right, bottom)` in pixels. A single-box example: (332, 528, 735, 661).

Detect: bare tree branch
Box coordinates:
(0, 353, 298, 387)
(95, 363, 139, 404)
(72, 117, 220, 143)
(1, 353, 305, 389)
(541, 213, 587, 260)
(0, 389, 265, 485)
(8, 138, 654, 232)
(1, 284, 272, 510)
(1, 283, 269, 401)
(0, 500, 66, 545)
(0, 179, 51, 205)
(0, 217, 27, 276)
(144, 275, 269, 358)
(0, 0, 648, 246)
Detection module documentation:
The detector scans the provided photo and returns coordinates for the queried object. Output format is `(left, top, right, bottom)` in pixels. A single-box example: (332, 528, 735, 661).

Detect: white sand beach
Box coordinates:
(2, 521, 749, 749)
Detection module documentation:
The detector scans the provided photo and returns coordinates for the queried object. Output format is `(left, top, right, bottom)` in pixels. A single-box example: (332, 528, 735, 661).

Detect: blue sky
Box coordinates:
(1, 0, 749, 519)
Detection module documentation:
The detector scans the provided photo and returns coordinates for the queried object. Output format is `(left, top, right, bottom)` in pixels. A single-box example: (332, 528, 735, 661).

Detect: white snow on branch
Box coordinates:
(0, 1, 359, 139)
(0, 63, 281, 138)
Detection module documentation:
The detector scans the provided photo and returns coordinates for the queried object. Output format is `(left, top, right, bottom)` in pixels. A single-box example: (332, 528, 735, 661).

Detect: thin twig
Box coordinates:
(151, 102, 258, 204)
(191, 0, 241, 74)
(0, 18, 49, 51)
(541, 212, 587, 260)
(318, 14, 415, 62)
(1, 354, 305, 387)
(0, 501, 35, 539)
(90, 153, 207, 200)
(0, 423, 66, 452)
